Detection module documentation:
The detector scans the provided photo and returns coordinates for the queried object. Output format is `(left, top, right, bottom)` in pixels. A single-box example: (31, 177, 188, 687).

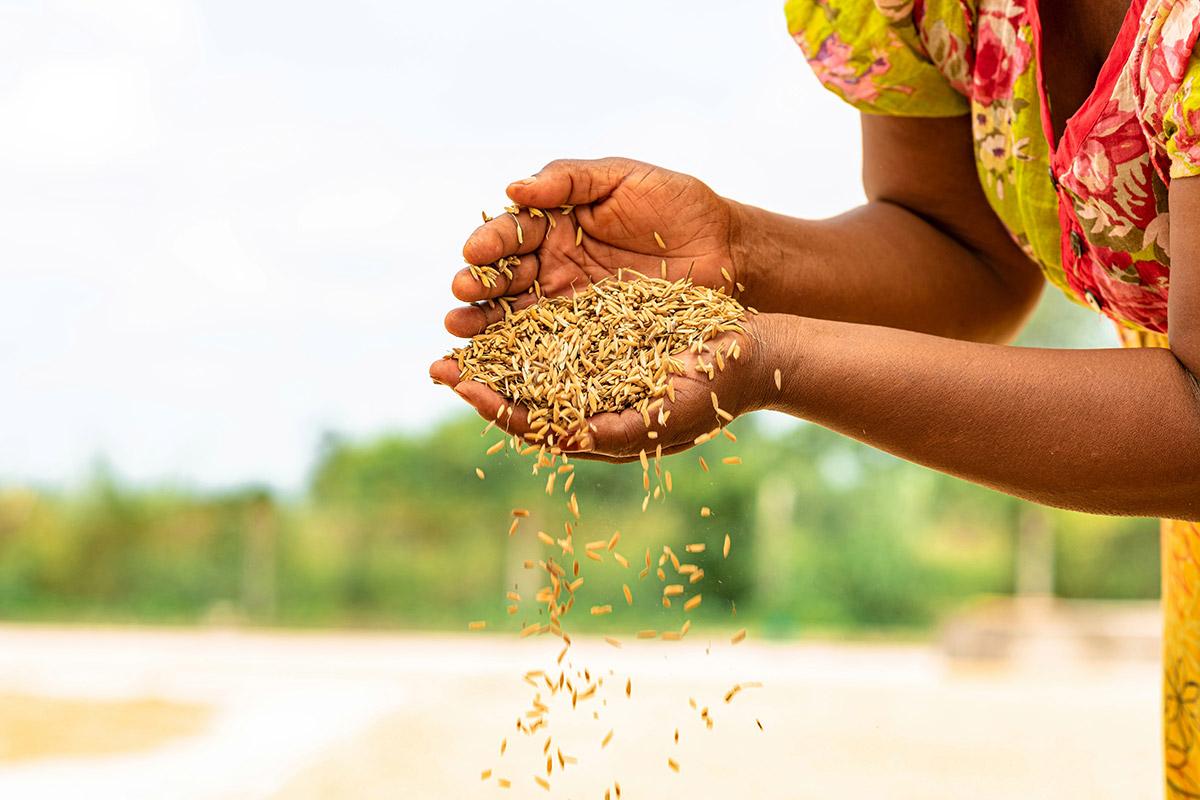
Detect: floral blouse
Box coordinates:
(785, 0, 1200, 335)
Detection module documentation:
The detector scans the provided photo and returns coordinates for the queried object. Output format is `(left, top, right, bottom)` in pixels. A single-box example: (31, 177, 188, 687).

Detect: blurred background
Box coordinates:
(0, 1, 1162, 798)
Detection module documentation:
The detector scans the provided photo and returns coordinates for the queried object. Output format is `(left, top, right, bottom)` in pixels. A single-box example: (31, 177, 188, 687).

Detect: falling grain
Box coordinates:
(723, 533, 731, 558)
(469, 621, 487, 631)
(684, 594, 702, 611)
(653, 231, 666, 249)
(731, 628, 747, 645)
(475, 468, 486, 480)
(774, 368, 782, 390)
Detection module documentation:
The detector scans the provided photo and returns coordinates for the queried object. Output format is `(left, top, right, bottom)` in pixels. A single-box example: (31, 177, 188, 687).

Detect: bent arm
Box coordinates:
(734, 114, 1045, 344)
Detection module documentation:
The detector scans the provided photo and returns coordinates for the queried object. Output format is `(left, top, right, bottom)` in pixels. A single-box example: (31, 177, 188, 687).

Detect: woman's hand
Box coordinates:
(429, 316, 778, 463)
(444, 158, 742, 338)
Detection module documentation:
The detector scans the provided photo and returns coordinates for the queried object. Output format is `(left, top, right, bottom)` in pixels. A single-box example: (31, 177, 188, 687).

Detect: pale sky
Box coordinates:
(0, 1, 868, 490)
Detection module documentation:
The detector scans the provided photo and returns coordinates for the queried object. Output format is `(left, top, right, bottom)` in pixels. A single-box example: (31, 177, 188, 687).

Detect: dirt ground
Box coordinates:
(0, 693, 210, 763)
(0, 626, 1163, 799)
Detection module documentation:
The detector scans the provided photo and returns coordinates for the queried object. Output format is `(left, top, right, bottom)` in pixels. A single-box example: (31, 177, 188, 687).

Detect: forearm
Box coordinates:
(731, 200, 1039, 344)
(752, 313, 1200, 520)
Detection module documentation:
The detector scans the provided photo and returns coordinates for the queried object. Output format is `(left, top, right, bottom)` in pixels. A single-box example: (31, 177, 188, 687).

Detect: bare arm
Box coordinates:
(733, 114, 1044, 343)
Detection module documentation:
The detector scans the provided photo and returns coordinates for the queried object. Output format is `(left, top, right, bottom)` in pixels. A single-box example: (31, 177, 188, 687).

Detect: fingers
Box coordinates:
(452, 379, 532, 437)
(506, 158, 640, 209)
(432, 355, 701, 461)
(429, 357, 462, 388)
(462, 209, 550, 269)
(443, 293, 538, 338)
(451, 251, 541, 303)
(431, 358, 537, 441)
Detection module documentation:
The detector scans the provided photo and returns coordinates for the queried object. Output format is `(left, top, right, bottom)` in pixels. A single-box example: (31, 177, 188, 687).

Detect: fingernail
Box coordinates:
(512, 175, 538, 186)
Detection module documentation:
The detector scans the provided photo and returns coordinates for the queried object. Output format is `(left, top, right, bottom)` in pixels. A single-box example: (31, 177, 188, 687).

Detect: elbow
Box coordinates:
(980, 273, 1043, 345)
(958, 264, 1043, 345)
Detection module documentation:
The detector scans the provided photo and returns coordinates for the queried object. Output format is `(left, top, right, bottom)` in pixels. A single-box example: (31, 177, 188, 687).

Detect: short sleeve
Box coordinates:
(784, 0, 973, 117)
(1165, 60, 1200, 178)
(1141, 3, 1200, 178)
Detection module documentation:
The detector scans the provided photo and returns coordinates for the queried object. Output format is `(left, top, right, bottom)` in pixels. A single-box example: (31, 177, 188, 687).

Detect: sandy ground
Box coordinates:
(0, 625, 1162, 799)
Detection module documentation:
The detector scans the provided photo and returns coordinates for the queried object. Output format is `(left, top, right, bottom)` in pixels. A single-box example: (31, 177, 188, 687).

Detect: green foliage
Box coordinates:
(0, 411, 1159, 633)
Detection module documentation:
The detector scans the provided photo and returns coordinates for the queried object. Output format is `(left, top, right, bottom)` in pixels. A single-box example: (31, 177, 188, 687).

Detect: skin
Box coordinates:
(431, 2, 1200, 521)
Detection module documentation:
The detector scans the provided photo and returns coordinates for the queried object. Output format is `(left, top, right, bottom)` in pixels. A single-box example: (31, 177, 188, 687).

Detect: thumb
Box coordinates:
(506, 157, 640, 208)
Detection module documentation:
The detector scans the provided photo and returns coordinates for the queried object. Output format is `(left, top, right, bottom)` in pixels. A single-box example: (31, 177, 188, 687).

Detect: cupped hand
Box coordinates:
(429, 318, 775, 463)
(444, 158, 741, 338)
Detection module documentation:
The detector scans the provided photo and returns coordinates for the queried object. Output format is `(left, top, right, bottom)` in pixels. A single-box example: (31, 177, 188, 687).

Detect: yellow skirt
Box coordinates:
(1120, 327, 1200, 798)
(1163, 516, 1200, 798)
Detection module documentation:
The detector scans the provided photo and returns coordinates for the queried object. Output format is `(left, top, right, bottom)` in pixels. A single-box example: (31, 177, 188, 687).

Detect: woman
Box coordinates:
(431, 0, 1200, 793)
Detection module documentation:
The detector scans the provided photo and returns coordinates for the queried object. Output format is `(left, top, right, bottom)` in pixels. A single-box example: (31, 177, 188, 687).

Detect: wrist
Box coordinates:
(737, 312, 805, 416)
(724, 198, 764, 306)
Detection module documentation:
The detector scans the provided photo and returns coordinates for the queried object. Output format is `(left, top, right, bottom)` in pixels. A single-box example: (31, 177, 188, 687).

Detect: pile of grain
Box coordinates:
(455, 207, 762, 794)
(450, 276, 746, 449)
